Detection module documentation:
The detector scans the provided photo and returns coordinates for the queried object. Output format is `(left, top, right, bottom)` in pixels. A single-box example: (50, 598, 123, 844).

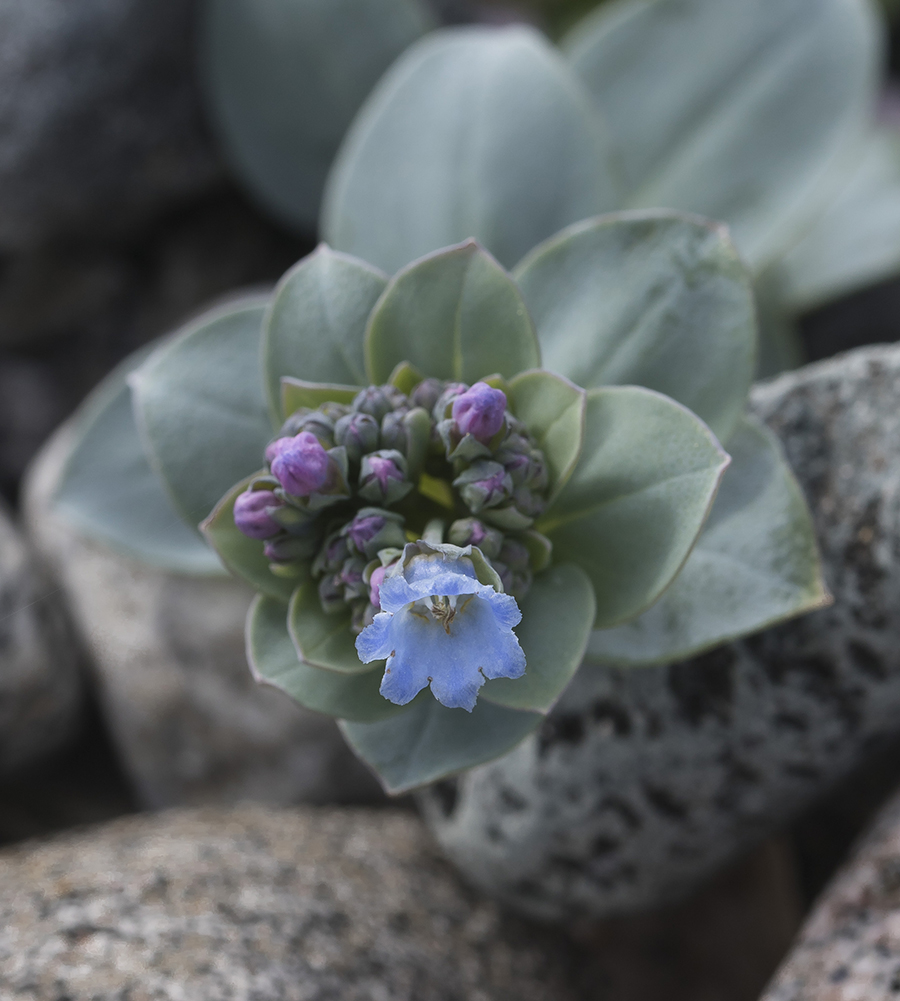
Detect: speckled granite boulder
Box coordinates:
(22, 425, 380, 808)
(762, 784, 900, 1000)
(0, 501, 81, 775)
(0, 0, 219, 250)
(0, 805, 581, 1001)
(420, 343, 900, 921)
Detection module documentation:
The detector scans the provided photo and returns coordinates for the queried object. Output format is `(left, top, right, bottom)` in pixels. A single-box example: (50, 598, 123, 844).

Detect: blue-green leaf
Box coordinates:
(132, 296, 272, 530)
(289, 581, 376, 675)
(584, 416, 829, 666)
(263, 246, 386, 421)
(514, 210, 756, 443)
(365, 241, 541, 384)
(481, 563, 595, 713)
(340, 697, 542, 794)
(323, 24, 618, 274)
(247, 595, 407, 722)
(565, 0, 880, 271)
(201, 0, 433, 231)
(53, 344, 225, 575)
(540, 386, 730, 629)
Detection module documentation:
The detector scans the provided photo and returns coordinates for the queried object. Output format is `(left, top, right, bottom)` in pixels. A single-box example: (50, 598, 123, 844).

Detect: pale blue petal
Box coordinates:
(485, 590, 523, 631)
(355, 611, 394, 663)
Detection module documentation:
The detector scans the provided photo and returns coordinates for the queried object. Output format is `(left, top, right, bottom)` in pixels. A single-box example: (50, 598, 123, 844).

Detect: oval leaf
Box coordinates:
(132, 296, 273, 530)
(585, 416, 829, 666)
(201, 0, 433, 231)
(481, 562, 595, 713)
(289, 581, 376, 675)
(514, 210, 756, 443)
(201, 477, 300, 603)
(366, 241, 540, 384)
(540, 386, 730, 629)
(565, 0, 880, 271)
(53, 346, 224, 575)
(340, 697, 542, 794)
(263, 246, 386, 420)
(323, 24, 618, 274)
(248, 595, 407, 722)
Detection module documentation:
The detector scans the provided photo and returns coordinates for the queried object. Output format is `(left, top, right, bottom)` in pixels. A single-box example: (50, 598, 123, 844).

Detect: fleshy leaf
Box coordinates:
(201, 477, 299, 603)
(340, 697, 542, 794)
(507, 369, 585, 501)
(584, 416, 829, 666)
(281, 379, 361, 421)
(539, 386, 730, 629)
(564, 0, 880, 271)
(132, 296, 273, 530)
(778, 129, 900, 312)
(247, 595, 407, 722)
(201, 0, 433, 231)
(481, 563, 595, 713)
(263, 246, 387, 421)
(322, 24, 618, 274)
(289, 581, 376, 674)
(53, 345, 225, 575)
(365, 241, 541, 384)
(514, 211, 756, 443)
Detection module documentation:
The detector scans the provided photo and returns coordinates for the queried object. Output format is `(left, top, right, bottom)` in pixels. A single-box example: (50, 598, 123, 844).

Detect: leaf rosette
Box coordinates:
(52, 215, 827, 793)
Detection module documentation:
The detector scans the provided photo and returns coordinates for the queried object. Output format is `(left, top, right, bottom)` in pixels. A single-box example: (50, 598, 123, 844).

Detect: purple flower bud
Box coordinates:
(341, 557, 368, 601)
(352, 386, 398, 422)
(452, 382, 507, 443)
(453, 460, 513, 513)
(347, 512, 385, 553)
(411, 378, 443, 412)
(334, 411, 380, 461)
(358, 450, 411, 504)
(278, 409, 336, 447)
(432, 382, 469, 421)
(269, 431, 331, 496)
(368, 563, 390, 608)
(447, 517, 503, 559)
(263, 534, 318, 562)
(233, 489, 283, 540)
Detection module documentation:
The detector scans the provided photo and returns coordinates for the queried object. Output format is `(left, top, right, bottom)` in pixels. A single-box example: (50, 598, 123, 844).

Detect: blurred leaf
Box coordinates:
(515, 210, 756, 443)
(263, 246, 386, 420)
(289, 581, 377, 674)
(540, 386, 729, 629)
(365, 241, 541, 383)
(565, 0, 881, 271)
(323, 24, 619, 274)
(778, 128, 900, 312)
(201, 0, 434, 230)
(585, 416, 829, 665)
(340, 696, 542, 793)
(281, 380, 361, 423)
(248, 595, 406, 721)
(132, 296, 272, 530)
(54, 346, 225, 575)
(481, 563, 595, 712)
(201, 476, 300, 603)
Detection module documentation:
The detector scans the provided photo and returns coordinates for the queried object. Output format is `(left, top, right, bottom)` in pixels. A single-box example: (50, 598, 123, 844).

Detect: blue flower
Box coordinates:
(355, 542, 526, 712)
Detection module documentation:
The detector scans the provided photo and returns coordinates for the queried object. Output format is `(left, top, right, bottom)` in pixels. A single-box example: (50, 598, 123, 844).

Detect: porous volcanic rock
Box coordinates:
(419, 343, 900, 921)
(0, 805, 581, 1001)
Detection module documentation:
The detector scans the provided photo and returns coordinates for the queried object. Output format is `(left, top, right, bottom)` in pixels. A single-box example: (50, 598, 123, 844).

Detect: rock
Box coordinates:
(419, 343, 900, 921)
(0, 0, 220, 250)
(762, 784, 900, 1001)
(0, 500, 81, 774)
(0, 804, 582, 1001)
(23, 424, 381, 809)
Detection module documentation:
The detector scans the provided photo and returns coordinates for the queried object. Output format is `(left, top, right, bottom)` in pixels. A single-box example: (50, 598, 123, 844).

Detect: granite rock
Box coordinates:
(762, 784, 900, 1001)
(0, 500, 81, 774)
(0, 804, 581, 1001)
(23, 424, 381, 809)
(420, 343, 900, 921)
(0, 0, 219, 250)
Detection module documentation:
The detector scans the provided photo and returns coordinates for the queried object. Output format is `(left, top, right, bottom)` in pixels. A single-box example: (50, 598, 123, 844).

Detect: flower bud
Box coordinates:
(318, 573, 346, 614)
(499, 538, 530, 572)
(278, 409, 336, 447)
(313, 531, 350, 576)
(263, 534, 319, 562)
(268, 431, 332, 496)
(432, 382, 468, 421)
(341, 557, 369, 602)
(380, 410, 408, 453)
(368, 562, 389, 608)
(233, 488, 283, 540)
(334, 411, 380, 462)
(452, 382, 507, 443)
(358, 449, 413, 505)
(447, 517, 503, 559)
(344, 508, 406, 559)
(453, 460, 513, 513)
(411, 378, 443, 412)
(352, 386, 399, 422)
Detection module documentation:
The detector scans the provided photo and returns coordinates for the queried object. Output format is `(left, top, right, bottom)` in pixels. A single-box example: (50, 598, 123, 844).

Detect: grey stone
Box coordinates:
(0, 0, 220, 250)
(419, 342, 900, 922)
(22, 423, 381, 809)
(761, 784, 900, 1001)
(0, 500, 81, 774)
(0, 804, 581, 1001)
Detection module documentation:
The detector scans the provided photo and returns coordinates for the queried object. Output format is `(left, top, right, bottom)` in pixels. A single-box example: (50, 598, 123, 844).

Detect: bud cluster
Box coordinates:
(233, 377, 553, 626)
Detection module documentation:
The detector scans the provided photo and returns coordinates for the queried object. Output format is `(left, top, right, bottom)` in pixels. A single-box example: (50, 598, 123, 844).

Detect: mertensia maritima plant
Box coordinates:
(53, 212, 828, 793)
